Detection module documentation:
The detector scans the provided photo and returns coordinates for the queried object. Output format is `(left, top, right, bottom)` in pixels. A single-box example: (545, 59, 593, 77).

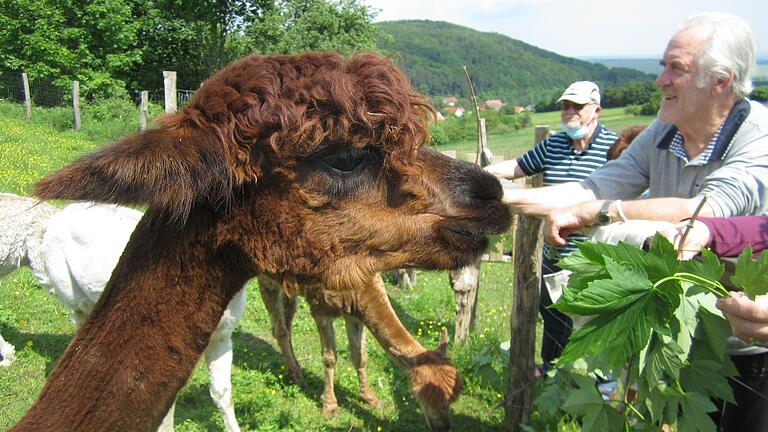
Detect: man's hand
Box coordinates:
(658, 219, 711, 260)
(717, 292, 768, 344)
(544, 207, 588, 246)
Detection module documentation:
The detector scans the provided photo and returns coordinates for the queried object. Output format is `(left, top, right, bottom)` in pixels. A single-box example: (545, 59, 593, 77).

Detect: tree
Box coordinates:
(1, 0, 378, 97)
(0, 0, 140, 97)
(243, 0, 378, 56)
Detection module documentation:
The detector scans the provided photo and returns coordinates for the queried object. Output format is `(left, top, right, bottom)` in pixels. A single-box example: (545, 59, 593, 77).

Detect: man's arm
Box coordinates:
(484, 159, 526, 180)
(544, 196, 711, 246)
(501, 181, 595, 217)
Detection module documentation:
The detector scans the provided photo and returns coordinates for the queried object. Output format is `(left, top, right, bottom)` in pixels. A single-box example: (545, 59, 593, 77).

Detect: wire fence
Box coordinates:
(144, 88, 196, 107)
(0, 71, 68, 107)
(1, 71, 196, 126)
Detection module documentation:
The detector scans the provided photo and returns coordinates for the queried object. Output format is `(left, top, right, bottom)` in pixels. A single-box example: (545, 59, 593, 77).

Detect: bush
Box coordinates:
(78, 97, 163, 144)
(752, 85, 768, 102)
(624, 104, 642, 115)
(639, 97, 660, 116)
(429, 122, 449, 146)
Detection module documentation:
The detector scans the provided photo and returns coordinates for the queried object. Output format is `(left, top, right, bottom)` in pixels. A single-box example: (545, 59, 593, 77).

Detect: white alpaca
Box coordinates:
(0, 194, 244, 432)
(0, 193, 58, 367)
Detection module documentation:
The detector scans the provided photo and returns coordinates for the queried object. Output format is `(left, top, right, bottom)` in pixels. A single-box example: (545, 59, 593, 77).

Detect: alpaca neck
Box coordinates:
(354, 275, 429, 363)
(13, 211, 252, 432)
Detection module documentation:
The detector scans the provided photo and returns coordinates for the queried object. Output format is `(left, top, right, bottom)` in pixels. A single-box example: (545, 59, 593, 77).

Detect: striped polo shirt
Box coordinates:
(517, 123, 618, 259)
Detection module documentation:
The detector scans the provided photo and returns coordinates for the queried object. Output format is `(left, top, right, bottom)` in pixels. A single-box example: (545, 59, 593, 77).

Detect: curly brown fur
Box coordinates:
(607, 124, 647, 161)
(35, 53, 432, 223)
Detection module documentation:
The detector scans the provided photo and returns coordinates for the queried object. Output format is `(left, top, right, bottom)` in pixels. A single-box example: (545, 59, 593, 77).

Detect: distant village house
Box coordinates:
(445, 107, 465, 117)
(484, 99, 503, 110)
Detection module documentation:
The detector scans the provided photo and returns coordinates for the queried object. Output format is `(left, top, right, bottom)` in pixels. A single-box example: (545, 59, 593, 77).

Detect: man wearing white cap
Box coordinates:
(485, 81, 618, 373)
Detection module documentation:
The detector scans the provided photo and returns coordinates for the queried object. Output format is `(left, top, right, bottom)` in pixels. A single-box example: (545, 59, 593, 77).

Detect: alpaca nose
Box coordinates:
(424, 411, 452, 432)
(444, 157, 505, 205)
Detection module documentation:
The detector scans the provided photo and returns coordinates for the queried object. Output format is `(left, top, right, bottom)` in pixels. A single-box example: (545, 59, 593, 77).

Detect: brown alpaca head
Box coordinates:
(607, 124, 647, 160)
(34, 52, 511, 290)
(20, 53, 510, 431)
(392, 329, 463, 432)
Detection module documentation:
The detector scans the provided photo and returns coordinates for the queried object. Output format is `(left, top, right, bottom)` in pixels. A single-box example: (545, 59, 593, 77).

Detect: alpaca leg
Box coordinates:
(204, 339, 241, 432)
(339, 274, 461, 432)
(313, 314, 339, 415)
(344, 316, 381, 409)
(156, 398, 176, 432)
(256, 276, 304, 386)
(0, 334, 15, 367)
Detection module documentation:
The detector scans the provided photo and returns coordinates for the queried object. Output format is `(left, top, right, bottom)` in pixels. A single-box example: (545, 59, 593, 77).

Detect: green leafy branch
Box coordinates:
(533, 234, 768, 431)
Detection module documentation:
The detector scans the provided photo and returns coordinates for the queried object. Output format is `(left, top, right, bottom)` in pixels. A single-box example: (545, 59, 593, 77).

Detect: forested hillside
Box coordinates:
(375, 20, 653, 105)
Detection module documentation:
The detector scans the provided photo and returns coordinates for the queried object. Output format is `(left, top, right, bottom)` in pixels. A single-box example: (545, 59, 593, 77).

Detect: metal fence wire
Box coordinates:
(145, 88, 196, 108)
(2, 71, 195, 111)
(0, 72, 67, 107)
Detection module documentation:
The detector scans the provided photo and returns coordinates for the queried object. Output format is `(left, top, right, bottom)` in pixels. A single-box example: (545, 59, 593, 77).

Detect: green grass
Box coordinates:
(0, 267, 519, 431)
(0, 103, 544, 431)
(435, 107, 655, 160)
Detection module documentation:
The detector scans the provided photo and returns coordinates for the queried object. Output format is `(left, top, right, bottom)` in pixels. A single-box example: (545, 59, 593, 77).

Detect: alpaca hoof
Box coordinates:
(321, 403, 339, 416)
(288, 371, 306, 387)
(360, 393, 382, 409)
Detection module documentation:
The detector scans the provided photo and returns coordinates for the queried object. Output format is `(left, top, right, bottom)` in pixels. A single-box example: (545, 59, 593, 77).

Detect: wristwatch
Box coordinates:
(598, 200, 614, 226)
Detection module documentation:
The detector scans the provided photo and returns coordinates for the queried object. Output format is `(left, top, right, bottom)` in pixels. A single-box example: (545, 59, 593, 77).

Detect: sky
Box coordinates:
(363, 0, 767, 59)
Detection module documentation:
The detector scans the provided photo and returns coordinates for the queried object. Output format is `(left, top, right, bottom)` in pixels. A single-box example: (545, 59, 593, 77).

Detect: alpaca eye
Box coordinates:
(321, 149, 366, 173)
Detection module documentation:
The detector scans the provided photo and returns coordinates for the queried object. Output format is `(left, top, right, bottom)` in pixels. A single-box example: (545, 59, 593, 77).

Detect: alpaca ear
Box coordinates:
(34, 127, 233, 223)
(389, 347, 416, 368)
(436, 328, 449, 356)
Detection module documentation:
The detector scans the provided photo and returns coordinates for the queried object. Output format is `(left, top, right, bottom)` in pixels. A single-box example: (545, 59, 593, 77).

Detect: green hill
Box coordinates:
(375, 20, 653, 105)
(584, 57, 662, 76)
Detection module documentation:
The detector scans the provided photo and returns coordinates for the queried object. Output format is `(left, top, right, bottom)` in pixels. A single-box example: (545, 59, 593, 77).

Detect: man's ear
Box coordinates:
(35, 127, 234, 223)
(713, 72, 734, 94)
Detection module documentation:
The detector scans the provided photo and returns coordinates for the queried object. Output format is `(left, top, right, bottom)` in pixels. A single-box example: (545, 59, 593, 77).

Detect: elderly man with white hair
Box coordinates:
(493, 11, 768, 431)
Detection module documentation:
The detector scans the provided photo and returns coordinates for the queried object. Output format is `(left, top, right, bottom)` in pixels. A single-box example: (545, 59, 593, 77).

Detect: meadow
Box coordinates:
(436, 108, 656, 160)
(0, 101, 652, 431)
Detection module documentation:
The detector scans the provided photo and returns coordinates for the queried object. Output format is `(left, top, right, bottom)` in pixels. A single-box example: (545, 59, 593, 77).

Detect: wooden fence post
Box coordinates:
(21, 72, 31, 120)
(72, 80, 81, 130)
(504, 126, 549, 431)
(452, 115, 491, 344)
(163, 71, 177, 113)
(139, 91, 149, 131)
(488, 153, 507, 263)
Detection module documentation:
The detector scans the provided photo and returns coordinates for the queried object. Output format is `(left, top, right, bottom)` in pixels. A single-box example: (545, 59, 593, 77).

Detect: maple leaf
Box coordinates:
(730, 247, 768, 298)
(561, 375, 624, 432)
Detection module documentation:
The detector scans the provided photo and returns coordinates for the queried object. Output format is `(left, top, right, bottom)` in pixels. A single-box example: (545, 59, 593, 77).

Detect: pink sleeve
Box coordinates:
(697, 216, 768, 257)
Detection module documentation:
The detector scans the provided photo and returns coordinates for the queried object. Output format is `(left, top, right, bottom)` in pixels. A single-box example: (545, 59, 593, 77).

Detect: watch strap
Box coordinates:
(598, 200, 614, 225)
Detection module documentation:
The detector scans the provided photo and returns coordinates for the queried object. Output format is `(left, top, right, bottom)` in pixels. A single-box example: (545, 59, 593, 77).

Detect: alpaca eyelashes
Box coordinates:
(294, 146, 384, 200)
(322, 151, 363, 173)
(319, 147, 379, 175)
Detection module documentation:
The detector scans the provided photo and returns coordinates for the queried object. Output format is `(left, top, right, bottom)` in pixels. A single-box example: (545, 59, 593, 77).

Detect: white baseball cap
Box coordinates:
(557, 81, 601, 106)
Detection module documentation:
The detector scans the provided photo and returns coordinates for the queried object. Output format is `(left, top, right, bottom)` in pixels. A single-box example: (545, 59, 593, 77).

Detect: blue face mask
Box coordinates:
(562, 123, 590, 139)
(561, 110, 595, 140)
